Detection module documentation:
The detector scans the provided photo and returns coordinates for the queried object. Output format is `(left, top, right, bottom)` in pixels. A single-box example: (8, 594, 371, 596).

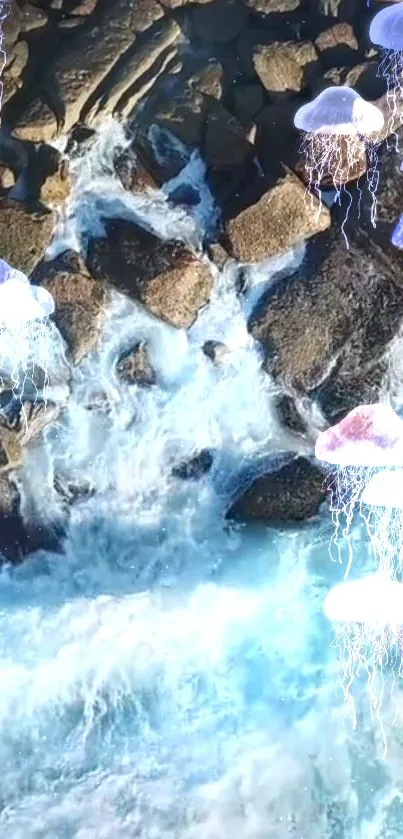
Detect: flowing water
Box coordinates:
(1, 121, 403, 838)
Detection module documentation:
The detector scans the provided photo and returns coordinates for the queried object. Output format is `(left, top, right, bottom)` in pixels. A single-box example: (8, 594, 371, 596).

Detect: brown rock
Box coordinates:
(20, 3, 49, 31)
(248, 227, 403, 409)
(226, 457, 326, 523)
(241, 0, 299, 10)
(310, 0, 359, 22)
(315, 22, 359, 69)
(189, 62, 223, 100)
(3, 2, 21, 51)
(116, 342, 156, 386)
(40, 159, 71, 207)
(87, 19, 180, 124)
(13, 0, 165, 141)
(114, 149, 157, 193)
(294, 134, 368, 190)
(87, 219, 212, 329)
(31, 250, 108, 364)
(224, 170, 330, 264)
(253, 42, 318, 99)
(204, 100, 255, 168)
(7, 40, 29, 80)
(67, 0, 98, 14)
(160, 0, 212, 7)
(192, 0, 248, 43)
(0, 198, 54, 274)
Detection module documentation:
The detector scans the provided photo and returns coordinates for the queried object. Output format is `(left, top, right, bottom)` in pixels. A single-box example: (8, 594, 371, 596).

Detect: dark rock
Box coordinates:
(224, 169, 330, 263)
(315, 22, 359, 69)
(203, 340, 230, 365)
(191, 0, 248, 43)
(172, 449, 214, 480)
(203, 99, 255, 169)
(275, 393, 308, 435)
(207, 242, 230, 270)
(54, 475, 95, 506)
(226, 456, 326, 523)
(0, 473, 60, 562)
(232, 84, 266, 124)
(248, 226, 403, 416)
(116, 342, 156, 386)
(87, 219, 212, 329)
(188, 62, 223, 100)
(114, 148, 157, 193)
(0, 198, 53, 274)
(31, 250, 108, 363)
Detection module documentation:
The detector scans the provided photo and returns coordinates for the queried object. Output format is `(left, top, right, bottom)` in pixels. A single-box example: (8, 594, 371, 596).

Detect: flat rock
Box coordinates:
(31, 250, 108, 364)
(253, 41, 318, 99)
(191, 0, 248, 43)
(248, 226, 403, 416)
(87, 219, 212, 329)
(224, 170, 330, 263)
(116, 342, 156, 386)
(240, 0, 300, 10)
(13, 0, 165, 141)
(226, 456, 326, 523)
(0, 198, 54, 274)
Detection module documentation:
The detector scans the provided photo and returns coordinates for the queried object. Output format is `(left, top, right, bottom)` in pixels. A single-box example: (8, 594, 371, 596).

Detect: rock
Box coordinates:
(143, 87, 206, 158)
(40, 157, 71, 207)
(87, 219, 212, 329)
(87, 19, 180, 124)
(275, 393, 308, 435)
(188, 62, 223, 100)
(67, 0, 98, 14)
(0, 473, 58, 562)
(315, 23, 359, 69)
(114, 149, 158, 193)
(160, 0, 213, 7)
(116, 342, 156, 386)
(310, 0, 360, 22)
(191, 0, 248, 43)
(241, 0, 300, 10)
(31, 250, 108, 364)
(0, 166, 15, 189)
(20, 3, 49, 31)
(226, 456, 326, 523)
(224, 169, 330, 264)
(7, 40, 29, 80)
(0, 396, 59, 447)
(172, 449, 214, 480)
(253, 41, 318, 100)
(0, 198, 54, 274)
(294, 134, 368, 190)
(206, 242, 230, 270)
(3, 3, 21, 52)
(203, 99, 255, 169)
(248, 227, 403, 411)
(255, 100, 302, 175)
(13, 0, 166, 141)
(202, 340, 230, 365)
(232, 84, 266, 124)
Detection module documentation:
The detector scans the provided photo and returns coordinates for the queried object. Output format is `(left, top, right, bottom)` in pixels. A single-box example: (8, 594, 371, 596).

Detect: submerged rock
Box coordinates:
(224, 170, 330, 263)
(116, 342, 156, 387)
(172, 449, 214, 480)
(31, 250, 108, 364)
(87, 219, 212, 329)
(202, 340, 230, 365)
(226, 456, 326, 523)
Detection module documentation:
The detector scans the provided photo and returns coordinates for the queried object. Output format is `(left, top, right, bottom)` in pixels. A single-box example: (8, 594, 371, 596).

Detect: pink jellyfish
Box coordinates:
(315, 403, 403, 578)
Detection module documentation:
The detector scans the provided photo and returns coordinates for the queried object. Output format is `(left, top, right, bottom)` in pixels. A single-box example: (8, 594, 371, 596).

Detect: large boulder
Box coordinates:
(0, 198, 54, 274)
(224, 169, 330, 263)
(248, 225, 403, 420)
(87, 219, 212, 329)
(226, 456, 326, 523)
(253, 41, 318, 100)
(31, 250, 108, 364)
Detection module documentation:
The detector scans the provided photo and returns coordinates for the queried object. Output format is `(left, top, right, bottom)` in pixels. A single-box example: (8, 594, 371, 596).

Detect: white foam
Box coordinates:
(324, 573, 403, 625)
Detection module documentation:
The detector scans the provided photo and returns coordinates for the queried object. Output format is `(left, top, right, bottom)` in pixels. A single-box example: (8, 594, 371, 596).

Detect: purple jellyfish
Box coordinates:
(391, 212, 403, 249)
(369, 4, 403, 133)
(294, 87, 384, 242)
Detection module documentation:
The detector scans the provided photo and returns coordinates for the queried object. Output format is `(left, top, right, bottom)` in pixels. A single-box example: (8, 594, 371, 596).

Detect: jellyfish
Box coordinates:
(391, 211, 403, 248)
(294, 87, 384, 243)
(0, 258, 55, 404)
(324, 571, 403, 746)
(315, 403, 403, 578)
(369, 3, 403, 137)
(360, 469, 403, 581)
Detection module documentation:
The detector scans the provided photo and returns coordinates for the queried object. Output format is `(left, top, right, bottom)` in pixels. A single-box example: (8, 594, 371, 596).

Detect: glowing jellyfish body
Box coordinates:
(361, 469, 403, 582)
(391, 212, 403, 249)
(369, 4, 403, 132)
(0, 257, 55, 401)
(324, 573, 403, 625)
(315, 404, 403, 579)
(294, 87, 384, 242)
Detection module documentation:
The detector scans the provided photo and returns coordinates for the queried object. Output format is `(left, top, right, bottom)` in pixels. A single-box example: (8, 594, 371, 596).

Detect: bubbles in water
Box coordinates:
(294, 87, 384, 244)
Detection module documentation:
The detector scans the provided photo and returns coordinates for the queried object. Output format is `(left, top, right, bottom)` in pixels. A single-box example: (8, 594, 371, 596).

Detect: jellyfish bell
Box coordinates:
(294, 87, 384, 137)
(0, 259, 54, 325)
(361, 469, 403, 508)
(315, 404, 403, 468)
(324, 573, 403, 625)
(369, 3, 403, 53)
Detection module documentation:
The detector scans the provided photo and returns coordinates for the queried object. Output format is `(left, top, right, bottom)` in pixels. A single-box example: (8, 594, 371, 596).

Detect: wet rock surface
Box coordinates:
(226, 456, 326, 523)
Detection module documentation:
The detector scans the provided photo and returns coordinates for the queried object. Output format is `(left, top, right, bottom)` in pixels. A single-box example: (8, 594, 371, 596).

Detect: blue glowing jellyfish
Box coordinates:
(294, 87, 384, 241)
(391, 211, 403, 248)
(370, 3, 403, 133)
(324, 572, 403, 625)
(0, 258, 55, 399)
